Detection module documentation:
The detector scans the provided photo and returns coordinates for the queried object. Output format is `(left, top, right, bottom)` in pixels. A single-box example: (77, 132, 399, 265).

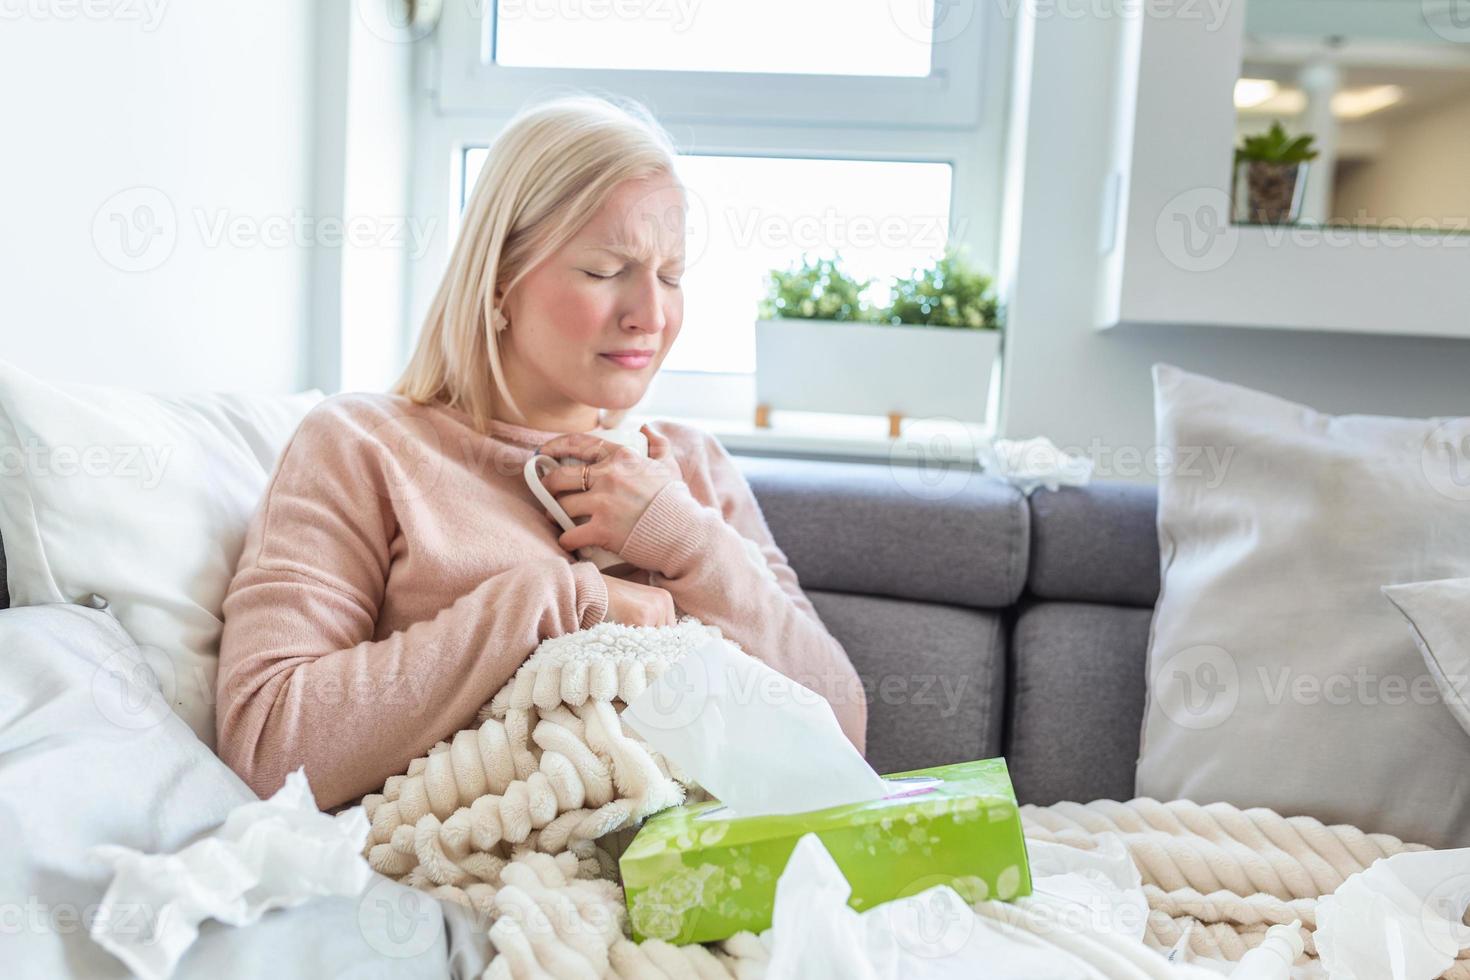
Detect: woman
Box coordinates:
(215, 94, 867, 810)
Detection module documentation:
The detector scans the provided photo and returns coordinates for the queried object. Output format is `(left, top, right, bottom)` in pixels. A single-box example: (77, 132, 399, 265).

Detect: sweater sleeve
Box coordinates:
(616, 432, 868, 755)
(215, 404, 609, 810)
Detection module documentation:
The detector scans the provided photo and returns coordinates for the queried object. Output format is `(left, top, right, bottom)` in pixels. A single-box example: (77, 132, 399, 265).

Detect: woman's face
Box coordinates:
(496, 171, 687, 429)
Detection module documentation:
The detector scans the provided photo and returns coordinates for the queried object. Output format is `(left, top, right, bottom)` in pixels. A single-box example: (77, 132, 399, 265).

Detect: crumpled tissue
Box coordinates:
(88, 767, 373, 980)
(1315, 847, 1470, 980)
(623, 634, 887, 818)
(762, 832, 1221, 980)
(977, 436, 1093, 494)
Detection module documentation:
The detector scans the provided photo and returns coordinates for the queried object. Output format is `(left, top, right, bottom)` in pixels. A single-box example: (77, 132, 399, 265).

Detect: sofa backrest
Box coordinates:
(738, 456, 1162, 806)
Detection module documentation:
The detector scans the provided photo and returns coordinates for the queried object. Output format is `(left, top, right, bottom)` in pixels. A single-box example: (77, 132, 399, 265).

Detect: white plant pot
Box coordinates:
(754, 318, 1000, 424)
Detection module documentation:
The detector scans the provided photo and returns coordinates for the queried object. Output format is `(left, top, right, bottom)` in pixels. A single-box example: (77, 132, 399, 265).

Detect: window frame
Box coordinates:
(436, 0, 990, 128)
(410, 1, 1015, 432)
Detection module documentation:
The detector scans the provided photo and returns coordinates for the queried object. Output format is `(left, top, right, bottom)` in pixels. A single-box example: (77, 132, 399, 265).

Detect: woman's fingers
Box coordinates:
(642, 424, 673, 461)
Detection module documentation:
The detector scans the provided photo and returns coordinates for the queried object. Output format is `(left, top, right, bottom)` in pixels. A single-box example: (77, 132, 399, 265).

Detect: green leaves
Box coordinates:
(758, 246, 1001, 330)
(1235, 121, 1320, 165)
(757, 254, 877, 323)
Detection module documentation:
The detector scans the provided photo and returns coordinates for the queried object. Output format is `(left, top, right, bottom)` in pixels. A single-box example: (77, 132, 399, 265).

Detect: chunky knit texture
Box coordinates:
(356, 619, 1464, 978)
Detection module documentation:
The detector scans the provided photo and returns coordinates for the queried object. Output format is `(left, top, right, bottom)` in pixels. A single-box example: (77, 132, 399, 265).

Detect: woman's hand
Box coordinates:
(602, 574, 677, 627)
(536, 424, 685, 557)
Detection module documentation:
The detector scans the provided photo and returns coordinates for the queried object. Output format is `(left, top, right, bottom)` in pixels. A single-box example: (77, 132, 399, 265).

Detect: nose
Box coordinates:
(619, 269, 669, 336)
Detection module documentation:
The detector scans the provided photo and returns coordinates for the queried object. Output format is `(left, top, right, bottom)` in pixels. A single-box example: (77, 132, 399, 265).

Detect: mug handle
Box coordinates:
(524, 455, 579, 534)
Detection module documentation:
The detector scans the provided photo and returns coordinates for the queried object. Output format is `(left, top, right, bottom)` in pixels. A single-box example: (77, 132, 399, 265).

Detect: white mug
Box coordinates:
(524, 426, 649, 575)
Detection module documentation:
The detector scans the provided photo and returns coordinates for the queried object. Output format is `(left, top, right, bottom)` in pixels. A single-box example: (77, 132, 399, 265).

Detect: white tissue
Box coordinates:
(88, 768, 373, 980)
(977, 436, 1093, 494)
(1315, 847, 1470, 980)
(622, 635, 887, 818)
(762, 833, 1222, 980)
(1025, 834, 1150, 944)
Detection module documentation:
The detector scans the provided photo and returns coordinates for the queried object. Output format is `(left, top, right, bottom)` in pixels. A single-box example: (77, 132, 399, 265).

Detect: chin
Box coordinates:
(586, 382, 650, 413)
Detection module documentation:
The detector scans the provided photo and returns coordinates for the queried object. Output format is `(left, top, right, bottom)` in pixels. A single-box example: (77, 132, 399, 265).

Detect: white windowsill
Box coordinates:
(627, 409, 994, 466)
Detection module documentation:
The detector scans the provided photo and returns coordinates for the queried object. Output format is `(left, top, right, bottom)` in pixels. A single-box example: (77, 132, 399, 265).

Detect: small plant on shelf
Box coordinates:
(1234, 120, 1319, 167)
(1233, 121, 1318, 225)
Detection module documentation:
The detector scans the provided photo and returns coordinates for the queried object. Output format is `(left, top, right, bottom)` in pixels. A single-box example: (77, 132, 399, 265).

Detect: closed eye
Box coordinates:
(582, 270, 616, 280)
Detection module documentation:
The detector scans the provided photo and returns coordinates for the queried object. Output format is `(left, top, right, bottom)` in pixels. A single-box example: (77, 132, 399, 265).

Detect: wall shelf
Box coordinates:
(1097, 0, 1470, 340)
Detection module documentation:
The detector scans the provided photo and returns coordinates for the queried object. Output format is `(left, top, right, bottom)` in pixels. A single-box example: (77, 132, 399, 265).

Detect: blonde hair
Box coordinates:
(391, 92, 682, 433)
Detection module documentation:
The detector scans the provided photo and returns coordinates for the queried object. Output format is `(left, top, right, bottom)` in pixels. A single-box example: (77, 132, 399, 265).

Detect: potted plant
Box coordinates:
(1232, 121, 1318, 225)
(753, 247, 1002, 435)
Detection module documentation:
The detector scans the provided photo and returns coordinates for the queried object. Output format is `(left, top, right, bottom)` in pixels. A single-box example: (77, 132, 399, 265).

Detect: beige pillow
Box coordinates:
(1136, 365, 1470, 848)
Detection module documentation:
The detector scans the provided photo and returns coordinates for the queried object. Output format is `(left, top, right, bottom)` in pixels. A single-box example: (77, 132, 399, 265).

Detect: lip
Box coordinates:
(600, 351, 656, 369)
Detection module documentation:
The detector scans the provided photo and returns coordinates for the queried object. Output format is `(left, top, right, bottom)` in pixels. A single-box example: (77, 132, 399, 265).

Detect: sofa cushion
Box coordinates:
(807, 589, 1005, 776)
(1006, 601, 1151, 806)
(1028, 483, 1159, 607)
(1136, 365, 1470, 849)
(737, 456, 1029, 609)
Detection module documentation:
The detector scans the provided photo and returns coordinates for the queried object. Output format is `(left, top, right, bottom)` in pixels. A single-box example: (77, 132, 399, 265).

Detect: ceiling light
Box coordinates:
(1234, 78, 1279, 108)
(1332, 85, 1404, 120)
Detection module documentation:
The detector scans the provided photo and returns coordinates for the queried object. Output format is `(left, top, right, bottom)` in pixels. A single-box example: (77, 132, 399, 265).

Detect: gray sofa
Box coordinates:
(735, 455, 1159, 807)
(0, 458, 1160, 808)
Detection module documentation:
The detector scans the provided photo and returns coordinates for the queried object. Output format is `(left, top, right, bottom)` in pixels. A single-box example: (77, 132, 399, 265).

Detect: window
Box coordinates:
(493, 0, 934, 77)
(424, 0, 1010, 428)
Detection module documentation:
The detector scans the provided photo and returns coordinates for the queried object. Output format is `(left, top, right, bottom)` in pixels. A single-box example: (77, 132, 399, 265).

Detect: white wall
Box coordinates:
(998, 11, 1470, 478)
(0, 1, 316, 393)
(1333, 94, 1470, 227)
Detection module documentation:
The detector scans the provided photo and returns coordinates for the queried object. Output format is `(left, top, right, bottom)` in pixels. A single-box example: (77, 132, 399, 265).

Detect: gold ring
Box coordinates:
(580, 463, 591, 492)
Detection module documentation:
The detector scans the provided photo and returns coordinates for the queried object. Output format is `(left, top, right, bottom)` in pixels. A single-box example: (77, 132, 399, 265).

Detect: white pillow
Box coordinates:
(0, 358, 322, 747)
(0, 602, 461, 979)
(1136, 365, 1470, 848)
(1382, 577, 1470, 741)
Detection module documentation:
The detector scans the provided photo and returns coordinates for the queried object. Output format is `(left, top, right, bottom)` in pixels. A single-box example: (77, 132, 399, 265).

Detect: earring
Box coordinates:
(491, 307, 509, 333)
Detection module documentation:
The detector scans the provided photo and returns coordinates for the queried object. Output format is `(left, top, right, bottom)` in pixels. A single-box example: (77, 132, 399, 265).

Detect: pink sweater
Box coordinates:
(216, 393, 868, 809)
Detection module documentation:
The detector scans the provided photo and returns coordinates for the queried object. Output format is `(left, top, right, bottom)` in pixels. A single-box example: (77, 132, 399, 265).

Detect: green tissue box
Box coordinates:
(619, 757, 1032, 945)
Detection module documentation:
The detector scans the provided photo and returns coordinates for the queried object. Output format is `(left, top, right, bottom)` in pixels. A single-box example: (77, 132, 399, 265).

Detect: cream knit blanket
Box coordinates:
(359, 618, 1464, 979)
